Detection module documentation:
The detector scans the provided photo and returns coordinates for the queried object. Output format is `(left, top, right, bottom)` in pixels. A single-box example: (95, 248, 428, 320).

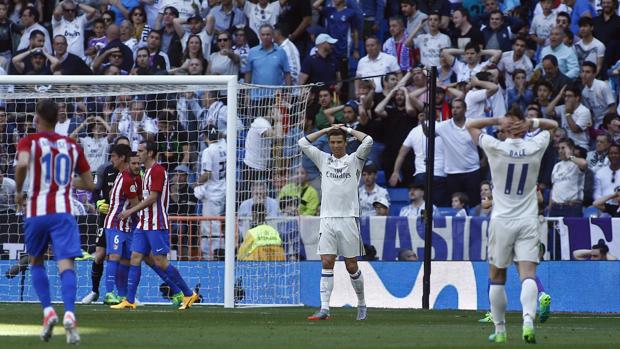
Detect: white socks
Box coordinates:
(320, 269, 334, 311)
(349, 270, 365, 307)
(489, 284, 507, 333)
(521, 278, 538, 327)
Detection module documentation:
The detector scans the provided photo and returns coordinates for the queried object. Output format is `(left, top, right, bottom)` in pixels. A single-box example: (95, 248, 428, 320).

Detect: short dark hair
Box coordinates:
(592, 239, 610, 254)
(327, 128, 347, 141)
(110, 143, 132, 162)
(400, 0, 416, 5)
(428, 11, 441, 20)
(451, 98, 466, 110)
(452, 192, 469, 206)
(29, 29, 45, 40)
(512, 68, 526, 79)
(163, 6, 179, 17)
(464, 41, 480, 53)
(506, 105, 525, 120)
(578, 16, 594, 27)
(564, 85, 582, 98)
(454, 7, 470, 20)
(582, 61, 597, 72)
(114, 135, 130, 145)
(21, 6, 39, 22)
(140, 140, 158, 158)
(36, 99, 58, 126)
(542, 54, 558, 67)
(93, 17, 105, 27)
(556, 11, 570, 21)
(475, 71, 492, 82)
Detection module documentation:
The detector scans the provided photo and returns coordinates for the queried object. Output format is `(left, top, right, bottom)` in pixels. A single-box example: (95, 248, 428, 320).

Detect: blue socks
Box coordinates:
(105, 260, 119, 294)
(31, 265, 51, 308)
(164, 265, 192, 296)
(149, 263, 181, 294)
(126, 265, 141, 304)
(60, 269, 77, 313)
(116, 264, 129, 297)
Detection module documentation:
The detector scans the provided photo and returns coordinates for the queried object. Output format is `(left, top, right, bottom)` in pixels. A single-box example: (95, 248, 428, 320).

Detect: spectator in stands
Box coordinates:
(52, 35, 92, 75)
(451, 192, 468, 217)
(435, 98, 481, 205)
(157, 109, 190, 170)
(0, 2, 19, 69)
(119, 19, 138, 52)
(529, 0, 555, 53)
(498, 37, 533, 91)
(128, 5, 150, 46)
(463, 72, 499, 119)
(374, 86, 417, 180)
(383, 16, 411, 72)
(238, 0, 282, 36)
(441, 42, 502, 83)
(390, 112, 447, 204)
(17, 6, 51, 53)
(593, 189, 620, 218)
(10, 29, 44, 74)
(54, 101, 80, 136)
(594, 143, 620, 207)
(278, 165, 320, 216)
(69, 115, 112, 171)
(11, 45, 58, 75)
(277, 0, 312, 57)
(555, 11, 571, 32)
(0, 167, 15, 213)
(273, 24, 300, 86)
(158, 0, 200, 23)
(482, 10, 513, 52)
(106, 0, 138, 26)
(358, 163, 390, 217)
(573, 239, 618, 260)
(587, 133, 611, 172)
(181, 15, 212, 60)
(207, 0, 246, 36)
(84, 18, 108, 65)
(315, 86, 343, 130)
(450, 7, 483, 50)
(154, 6, 184, 68)
(372, 197, 390, 216)
(538, 26, 579, 79)
(416, 0, 450, 31)
(397, 248, 418, 261)
(51, 0, 97, 59)
(238, 182, 280, 236)
(546, 85, 592, 149)
(601, 113, 620, 143)
(539, 54, 571, 99)
(180, 34, 208, 73)
(169, 164, 196, 216)
(299, 33, 340, 89)
(206, 31, 239, 76)
(400, 0, 427, 40)
(98, 24, 134, 73)
(533, 79, 554, 115)
(130, 46, 155, 74)
(574, 17, 605, 77)
(549, 138, 587, 217)
(101, 10, 116, 28)
(144, 29, 170, 72)
(356, 36, 400, 93)
(580, 62, 617, 129)
(470, 180, 492, 216)
(93, 46, 128, 75)
(506, 69, 534, 112)
(412, 11, 450, 69)
(593, 0, 620, 78)
(399, 183, 438, 218)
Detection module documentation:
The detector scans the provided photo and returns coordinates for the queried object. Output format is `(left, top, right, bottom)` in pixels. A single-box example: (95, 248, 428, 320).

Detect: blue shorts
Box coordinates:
(105, 228, 133, 260)
(24, 213, 82, 260)
(132, 229, 170, 256)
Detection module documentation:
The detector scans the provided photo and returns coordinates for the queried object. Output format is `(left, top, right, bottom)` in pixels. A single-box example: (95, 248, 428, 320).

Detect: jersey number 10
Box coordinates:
(41, 152, 72, 186)
(504, 163, 529, 196)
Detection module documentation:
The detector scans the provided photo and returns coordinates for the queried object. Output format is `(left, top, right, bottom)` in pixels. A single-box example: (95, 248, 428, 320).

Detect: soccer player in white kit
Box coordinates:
(466, 110, 558, 344)
(298, 124, 373, 321)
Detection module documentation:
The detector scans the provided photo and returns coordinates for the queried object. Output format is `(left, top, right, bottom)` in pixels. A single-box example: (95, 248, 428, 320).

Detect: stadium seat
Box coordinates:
(388, 188, 409, 202)
(390, 203, 405, 216)
(376, 170, 386, 186)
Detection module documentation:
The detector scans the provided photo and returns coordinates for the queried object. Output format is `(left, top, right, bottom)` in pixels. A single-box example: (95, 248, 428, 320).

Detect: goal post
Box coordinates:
(0, 75, 311, 308)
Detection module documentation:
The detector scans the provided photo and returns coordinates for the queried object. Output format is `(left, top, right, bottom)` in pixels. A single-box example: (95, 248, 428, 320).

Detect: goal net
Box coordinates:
(0, 76, 311, 307)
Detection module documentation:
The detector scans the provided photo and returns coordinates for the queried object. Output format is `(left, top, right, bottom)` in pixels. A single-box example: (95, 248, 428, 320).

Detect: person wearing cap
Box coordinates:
(305, 25, 325, 56)
(359, 162, 390, 216)
(372, 197, 390, 216)
(11, 44, 59, 75)
(196, 124, 228, 259)
(399, 183, 439, 218)
(299, 33, 341, 91)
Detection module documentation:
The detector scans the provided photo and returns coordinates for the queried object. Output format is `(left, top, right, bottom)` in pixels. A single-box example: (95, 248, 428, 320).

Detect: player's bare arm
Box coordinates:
(466, 117, 558, 145)
(13, 150, 30, 212)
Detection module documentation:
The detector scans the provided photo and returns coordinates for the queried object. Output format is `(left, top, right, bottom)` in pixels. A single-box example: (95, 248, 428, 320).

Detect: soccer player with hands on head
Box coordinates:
(298, 123, 373, 321)
(466, 109, 558, 344)
(15, 99, 96, 345)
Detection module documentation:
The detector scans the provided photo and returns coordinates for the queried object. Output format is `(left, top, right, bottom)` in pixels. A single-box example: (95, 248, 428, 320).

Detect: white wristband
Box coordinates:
(531, 118, 540, 129)
(346, 127, 353, 134)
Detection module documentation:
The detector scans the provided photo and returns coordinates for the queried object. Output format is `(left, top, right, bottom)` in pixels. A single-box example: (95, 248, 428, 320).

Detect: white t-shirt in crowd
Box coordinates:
(479, 131, 550, 219)
(402, 123, 446, 177)
(574, 38, 605, 66)
(356, 52, 400, 93)
(464, 89, 488, 119)
(497, 51, 533, 90)
(581, 79, 616, 128)
(414, 32, 451, 68)
(18, 23, 52, 53)
(436, 119, 480, 174)
(452, 60, 490, 83)
(52, 14, 89, 58)
(551, 160, 585, 203)
(279, 39, 300, 86)
(80, 136, 109, 171)
(529, 12, 556, 43)
(243, 1, 281, 36)
(555, 104, 592, 149)
(244, 117, 272, 171)
(358, 184, 390, 217)
(55, 119, 71, 136)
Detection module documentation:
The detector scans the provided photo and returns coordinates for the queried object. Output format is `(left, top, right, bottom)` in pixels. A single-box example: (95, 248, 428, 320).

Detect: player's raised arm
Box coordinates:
(340, 125, 373, 160)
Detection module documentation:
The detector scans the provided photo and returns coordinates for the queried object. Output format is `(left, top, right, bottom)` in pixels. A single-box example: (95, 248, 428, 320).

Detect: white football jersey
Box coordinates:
(200, 138, 227, 197)
(299, 136, 373, 218)
(479, 131, 550, 219)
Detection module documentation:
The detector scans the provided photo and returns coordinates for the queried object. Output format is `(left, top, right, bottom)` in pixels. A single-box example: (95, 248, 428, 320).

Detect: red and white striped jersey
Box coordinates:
(104, 170, 139, 232)
(17, 132, 90, 218)
(137, 163, 169, 230)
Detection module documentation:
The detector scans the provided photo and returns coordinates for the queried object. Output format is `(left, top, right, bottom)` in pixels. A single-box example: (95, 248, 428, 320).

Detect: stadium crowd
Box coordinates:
(2, 0, 620, 260)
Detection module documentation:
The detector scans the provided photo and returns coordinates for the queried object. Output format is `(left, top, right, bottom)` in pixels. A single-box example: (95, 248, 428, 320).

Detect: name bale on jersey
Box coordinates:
(509, 149, 527, 158)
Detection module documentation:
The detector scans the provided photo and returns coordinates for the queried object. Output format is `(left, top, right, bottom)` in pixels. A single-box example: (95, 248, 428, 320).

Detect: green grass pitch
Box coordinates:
(0, 304, 618, 348)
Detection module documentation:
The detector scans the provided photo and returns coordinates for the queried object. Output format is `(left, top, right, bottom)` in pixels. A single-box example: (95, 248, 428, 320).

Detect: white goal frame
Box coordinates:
(0, 75, 240, 308)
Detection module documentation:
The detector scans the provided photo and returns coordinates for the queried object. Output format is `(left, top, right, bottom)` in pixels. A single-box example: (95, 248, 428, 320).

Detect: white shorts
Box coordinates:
(488, 217, 540, 269)
(317, 217, 365, 258)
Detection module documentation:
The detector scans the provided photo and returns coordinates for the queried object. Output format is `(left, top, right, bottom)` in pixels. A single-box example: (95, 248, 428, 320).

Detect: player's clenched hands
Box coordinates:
(118, 209, 131, 221)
